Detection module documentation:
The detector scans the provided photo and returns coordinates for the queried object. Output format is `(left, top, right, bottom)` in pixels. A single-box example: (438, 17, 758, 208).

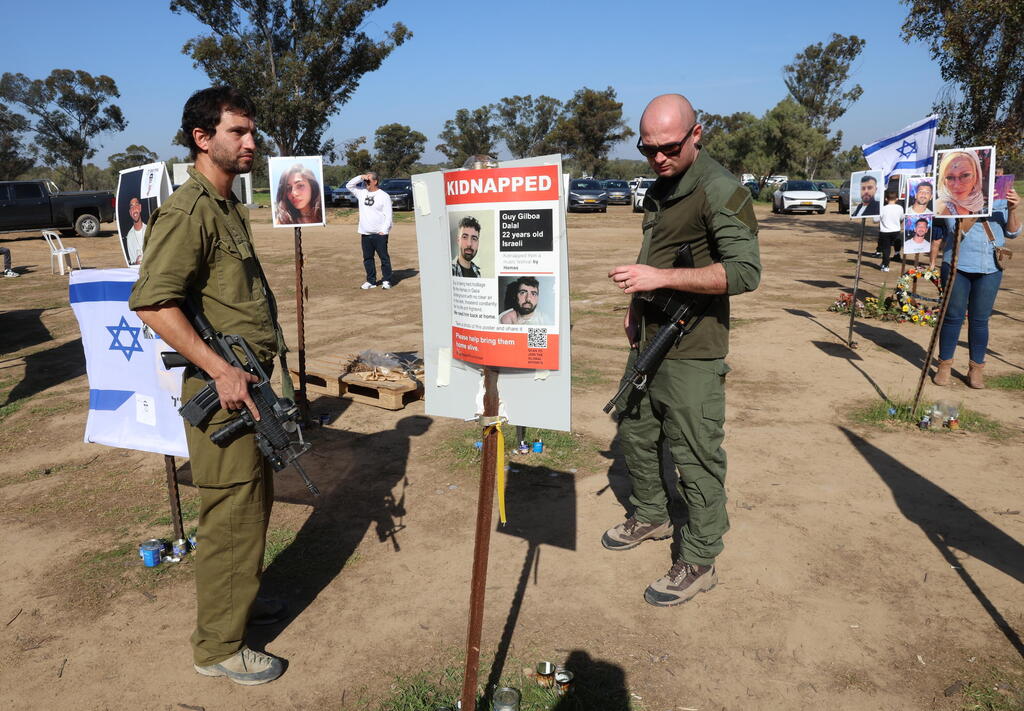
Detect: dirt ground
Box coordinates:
(1, 200, 1022, 711)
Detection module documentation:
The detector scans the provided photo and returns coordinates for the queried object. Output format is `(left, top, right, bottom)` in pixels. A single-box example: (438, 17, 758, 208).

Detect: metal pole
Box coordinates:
(912, 219, 963, 413)
(164, 455, 183, 542)
(847, 220, 867, 348)
(460, 366, 500, 711)
(293, 226, 308, 420)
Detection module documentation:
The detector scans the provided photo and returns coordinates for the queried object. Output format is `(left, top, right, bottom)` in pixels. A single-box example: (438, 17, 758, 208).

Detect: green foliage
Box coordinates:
(171, 0, 411, 157)
(373, 123, 427, 178)
(784, 33, 866, 132)
(436, 106, 498, 168)
(107, 144, 158, 180)
(901, 0, 1024, 167)
(599, 158, 653, 180)
(0, 69, 127, 189)
(0, 103, 34, 179)
(549, 86, 633, 177)
(492, 94, 563, 158)
(987, 373, 1024, 390)
(263, 527, 297, 568)
(344, 137, 374, 174)
(850, 396, 1006, 438)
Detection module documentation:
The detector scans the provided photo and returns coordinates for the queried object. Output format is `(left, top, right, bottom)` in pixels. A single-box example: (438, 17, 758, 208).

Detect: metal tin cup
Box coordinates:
(140, 539, 163, 567)
(492, 687, 520, 711)
(555, 670, 574, 696)
(536, 661, 555, 688)
(172, 538, 189, 558)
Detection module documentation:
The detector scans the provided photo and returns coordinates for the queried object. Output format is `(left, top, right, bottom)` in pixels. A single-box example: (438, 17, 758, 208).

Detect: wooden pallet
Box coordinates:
(290, 356, 350, 397)
(341, 373, 423, 410)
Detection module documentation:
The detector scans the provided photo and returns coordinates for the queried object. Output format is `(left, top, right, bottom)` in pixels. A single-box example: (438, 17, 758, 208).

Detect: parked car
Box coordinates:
(743, 181, 760, 199)
(328, 184, 357, 207)
(766, 175, 788, 185)
(815, 181, 841, 203)
(568, 178, 608, 212)
(601, 179, 632, 205)
(0, 180, 115, 237)
(632, 178, 657, 212)
(741, 173, 756, 184)
(838, 180, 851, 213)
(379, 178, 414, 210)
(771, 180, 828, 214)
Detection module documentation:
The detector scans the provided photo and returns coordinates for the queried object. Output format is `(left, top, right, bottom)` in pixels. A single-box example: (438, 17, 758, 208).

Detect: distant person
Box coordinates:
(451, 216, 482, 277)
(125, 197, 146, 265)
(499, 276, 541, 324)
(903, 217, 931, 254)
(275, 163, 323, 225)
(907, 181, 933, 215)
(873, 190, 904, 272)
(935, 150, 985, 216)
(346, 171, 393, 289)
(1, 246, 19, 277)
(852, 175, 880, 217)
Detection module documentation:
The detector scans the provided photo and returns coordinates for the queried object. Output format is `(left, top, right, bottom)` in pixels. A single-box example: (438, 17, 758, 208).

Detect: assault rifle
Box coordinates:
(161, 308, 319, 496)
(603, 244, 714, 414)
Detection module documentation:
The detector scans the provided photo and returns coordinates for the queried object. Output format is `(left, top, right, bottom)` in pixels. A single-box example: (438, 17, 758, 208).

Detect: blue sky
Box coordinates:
(1, 0, 945, 168)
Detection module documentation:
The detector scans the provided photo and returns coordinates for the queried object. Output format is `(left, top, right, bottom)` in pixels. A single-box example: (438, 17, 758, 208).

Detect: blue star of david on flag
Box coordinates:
(896, 139, 918, 159)
(106, 316, 144, 361)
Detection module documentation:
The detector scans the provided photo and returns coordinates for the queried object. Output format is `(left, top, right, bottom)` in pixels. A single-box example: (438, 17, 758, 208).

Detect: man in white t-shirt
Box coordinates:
(345, 171, 394, 289)
(873, 190, 905, 272)
(124, 197, 146, 265)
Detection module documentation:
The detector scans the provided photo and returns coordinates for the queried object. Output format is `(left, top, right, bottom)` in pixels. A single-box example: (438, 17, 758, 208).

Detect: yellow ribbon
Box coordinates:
(485, 423, 507, 524)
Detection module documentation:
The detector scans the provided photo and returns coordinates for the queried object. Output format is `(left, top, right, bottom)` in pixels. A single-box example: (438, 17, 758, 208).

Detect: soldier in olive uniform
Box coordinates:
(130, 87, 286, 684)
(605, 94, 761, 606)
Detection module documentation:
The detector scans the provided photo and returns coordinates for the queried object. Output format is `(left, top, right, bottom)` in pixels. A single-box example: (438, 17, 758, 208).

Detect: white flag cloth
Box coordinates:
(69, 269, 188, 457)
(862, 115, 938, 180)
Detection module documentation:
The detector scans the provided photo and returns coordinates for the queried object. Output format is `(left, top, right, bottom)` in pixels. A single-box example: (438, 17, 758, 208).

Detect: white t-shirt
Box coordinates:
(346, 176, 393, 235)
(875, 203, 905, 232)
(125, 224, 146, 265)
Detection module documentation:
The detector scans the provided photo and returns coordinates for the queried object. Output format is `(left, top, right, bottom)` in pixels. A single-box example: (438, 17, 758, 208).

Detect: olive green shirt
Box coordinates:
(636, 149, 761, 359)
(128, 167, 282, 365)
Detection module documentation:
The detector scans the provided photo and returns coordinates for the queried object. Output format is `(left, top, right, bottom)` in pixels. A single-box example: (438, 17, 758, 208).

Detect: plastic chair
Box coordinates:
(41, 230, 82, 275)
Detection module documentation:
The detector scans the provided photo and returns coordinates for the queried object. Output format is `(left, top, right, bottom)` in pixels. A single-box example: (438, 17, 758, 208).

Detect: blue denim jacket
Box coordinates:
(936, 200, 1020, 274)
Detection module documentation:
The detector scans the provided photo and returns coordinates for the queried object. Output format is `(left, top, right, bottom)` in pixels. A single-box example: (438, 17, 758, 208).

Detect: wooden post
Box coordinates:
(460, 367, 500, 711)
(847, 220, 867, 348)
(293, 226, 309, 420)
(912, 220, 963, 414)
(164, 455, 183, 542)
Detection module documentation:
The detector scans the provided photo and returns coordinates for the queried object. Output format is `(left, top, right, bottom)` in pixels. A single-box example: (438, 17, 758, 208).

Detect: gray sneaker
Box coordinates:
(194, 647, 284, 685)
(644, 561, 717, 607)
(601, 516, 672, 551)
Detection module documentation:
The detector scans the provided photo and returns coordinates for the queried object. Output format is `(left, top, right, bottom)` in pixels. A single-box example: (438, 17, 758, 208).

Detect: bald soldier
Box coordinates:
(605, 94, 761, 606)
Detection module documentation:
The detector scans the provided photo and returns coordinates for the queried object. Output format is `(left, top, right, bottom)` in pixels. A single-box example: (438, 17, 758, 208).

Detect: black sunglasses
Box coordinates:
(636, 123, 698, 158)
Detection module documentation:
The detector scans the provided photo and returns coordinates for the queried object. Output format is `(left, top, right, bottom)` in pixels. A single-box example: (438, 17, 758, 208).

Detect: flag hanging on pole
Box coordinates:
(861, 115, 939, 180)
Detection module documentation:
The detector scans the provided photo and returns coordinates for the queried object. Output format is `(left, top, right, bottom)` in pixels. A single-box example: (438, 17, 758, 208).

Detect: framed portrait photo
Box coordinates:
(933, 146, 995, 218)
(268, 156, 326, 228)
(849, 169, 885, 219)
(905, 175, 935, 216)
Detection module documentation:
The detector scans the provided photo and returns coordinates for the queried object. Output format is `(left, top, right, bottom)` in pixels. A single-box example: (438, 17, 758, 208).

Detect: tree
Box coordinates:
(0, 69, 127, 189)
(0, 104, 34, 180)
(436, 106, 497, 167)
(758, 99, 832, 182)
(783, 33, 865, 178)
(343, 137, 373, 174)
(492, 94, 563, 158)
(170, 0, 411, 157)
(108, 144, 159, 179)
(549, 87, 633, 176)
(901, 0, 1024, 166)
(373, 123, 426, 177)
(699, 110, 763, 176)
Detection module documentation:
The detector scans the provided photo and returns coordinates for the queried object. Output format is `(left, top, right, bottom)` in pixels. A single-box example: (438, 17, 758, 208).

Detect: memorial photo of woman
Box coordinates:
(934, 147, 994, 218)
(270, 157, 325, 227)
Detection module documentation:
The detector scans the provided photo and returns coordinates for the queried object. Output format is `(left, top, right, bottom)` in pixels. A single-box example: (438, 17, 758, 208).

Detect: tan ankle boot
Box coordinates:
(967, 360, 985, 389)
(933, 358, 953, 386)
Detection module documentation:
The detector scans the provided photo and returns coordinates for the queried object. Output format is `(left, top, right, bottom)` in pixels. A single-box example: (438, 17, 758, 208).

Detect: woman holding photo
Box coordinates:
(929, 185, 1020, 388)
(935, 150, 986, 216)
(275, 163, 323, 225)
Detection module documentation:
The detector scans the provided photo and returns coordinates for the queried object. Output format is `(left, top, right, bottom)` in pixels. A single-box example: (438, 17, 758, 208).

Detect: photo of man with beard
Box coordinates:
(451, 215, 482, 277)
(499, 276, 542, 324)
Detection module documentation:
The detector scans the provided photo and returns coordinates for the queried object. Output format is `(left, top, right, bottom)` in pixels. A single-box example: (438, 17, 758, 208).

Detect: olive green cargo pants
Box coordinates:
(617, 353, 730, 567)
(182, 372, 273, 667)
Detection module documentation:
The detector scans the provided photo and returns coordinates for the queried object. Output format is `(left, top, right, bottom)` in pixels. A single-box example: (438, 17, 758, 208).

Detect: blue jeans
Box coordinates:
(939, 264, 1002, 363)
(361, 233, 392, 283)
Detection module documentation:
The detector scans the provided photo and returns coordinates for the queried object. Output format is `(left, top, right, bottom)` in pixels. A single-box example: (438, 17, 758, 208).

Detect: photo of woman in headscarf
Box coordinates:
(274, 162, 324, 225)
(934, 147, 993, 217)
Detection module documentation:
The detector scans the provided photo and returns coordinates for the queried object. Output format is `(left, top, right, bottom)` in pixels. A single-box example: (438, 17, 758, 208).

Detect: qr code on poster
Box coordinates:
(527, 328, 548, 349)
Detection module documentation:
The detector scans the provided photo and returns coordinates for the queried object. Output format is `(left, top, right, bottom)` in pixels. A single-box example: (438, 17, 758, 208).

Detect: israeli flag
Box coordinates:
(69, 269, 188, 457)
(862, 115, 939, 180)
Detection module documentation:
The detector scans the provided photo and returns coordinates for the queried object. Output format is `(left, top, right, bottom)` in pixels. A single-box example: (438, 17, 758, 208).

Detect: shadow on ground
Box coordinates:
(2, 338, 85, 405)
